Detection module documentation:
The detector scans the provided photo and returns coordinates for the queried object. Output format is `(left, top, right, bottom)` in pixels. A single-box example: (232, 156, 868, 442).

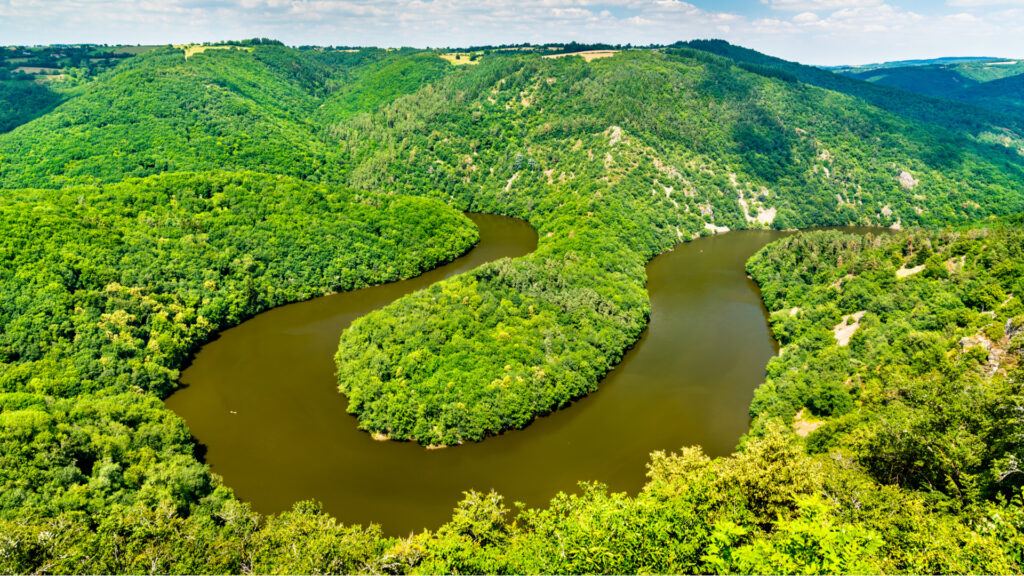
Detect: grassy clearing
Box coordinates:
(439, 52, 479, 66)
(175, 44, 254, 60)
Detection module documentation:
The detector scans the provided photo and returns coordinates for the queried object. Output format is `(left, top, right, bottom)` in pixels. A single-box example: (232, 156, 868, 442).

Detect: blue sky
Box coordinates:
(1, 0, 1023, 65)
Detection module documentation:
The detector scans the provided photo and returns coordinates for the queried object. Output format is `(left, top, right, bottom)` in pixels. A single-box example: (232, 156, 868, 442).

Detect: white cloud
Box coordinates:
(945, 11, 981, 21)
(773, 2, 924, 34)
(947, 0, 1024, 5)
(751, 17, 796, 33)
(764, 0, 883, 11)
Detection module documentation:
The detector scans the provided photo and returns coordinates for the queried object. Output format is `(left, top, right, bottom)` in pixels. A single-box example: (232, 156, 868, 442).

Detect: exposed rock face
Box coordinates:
(652, 157, 682, 180)
(833, 311, 866, 346)
(738, 188, 777, 225)
(897, 263, 925, 278)
(606, 125, 624, 146)
(899, 170, 919, 189)
(1007, 317, 1024, 340)
(756, 207, 777, 225)
(961, 333, 1004, 377)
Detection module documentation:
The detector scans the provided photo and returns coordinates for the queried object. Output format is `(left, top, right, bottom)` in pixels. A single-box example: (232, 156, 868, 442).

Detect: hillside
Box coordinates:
(3, 41, 1024, 444)
(958, 72, 1024, 116)
(314, 49, 453, 124)
(0, 46, 457, 188)
(846, 64, 983, 94)
(835, 57, 1024, 118)
(0, 43, 138, 134)
(1, 41, 1023, 573)
(0, 46, 328, 186)
(829, 56, 1008, 74)
(0, 77, 62, 133)
(748, 226, 1024, 499)
(329, 47, 1024, 445)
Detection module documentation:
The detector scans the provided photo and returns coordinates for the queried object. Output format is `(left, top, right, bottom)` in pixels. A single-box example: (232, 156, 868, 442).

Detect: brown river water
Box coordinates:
(166, 214, 858, 534)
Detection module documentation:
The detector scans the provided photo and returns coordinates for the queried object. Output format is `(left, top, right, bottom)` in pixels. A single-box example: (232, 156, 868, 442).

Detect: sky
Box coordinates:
(1, 0, 1023, 65)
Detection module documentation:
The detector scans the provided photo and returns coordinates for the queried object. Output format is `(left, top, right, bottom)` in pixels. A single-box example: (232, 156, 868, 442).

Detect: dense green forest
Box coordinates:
(0, 44, 148, 134)
(0, 171, 476, 520)
(679, 40, 1024, 139)
(0, 77, 62, 134)
(331, 45, 1024, 445)
(1, 41, 1024, 573)
(834, 57, 1024, 118)
(0, 45, 453, 187)
(746, 224, 1024, 504)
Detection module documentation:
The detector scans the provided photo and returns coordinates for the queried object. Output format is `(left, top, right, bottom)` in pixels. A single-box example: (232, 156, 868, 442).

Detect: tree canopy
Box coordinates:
(1, 41, 1023, 573)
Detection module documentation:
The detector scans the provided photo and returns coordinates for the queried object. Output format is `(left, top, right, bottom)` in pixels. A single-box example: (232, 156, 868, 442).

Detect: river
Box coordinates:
(166, 214, 813, 534)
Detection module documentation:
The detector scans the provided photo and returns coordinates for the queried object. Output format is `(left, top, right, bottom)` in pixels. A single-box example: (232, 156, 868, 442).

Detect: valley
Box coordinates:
(0, 39, 1022, 574)
(170, 220, 884, 535)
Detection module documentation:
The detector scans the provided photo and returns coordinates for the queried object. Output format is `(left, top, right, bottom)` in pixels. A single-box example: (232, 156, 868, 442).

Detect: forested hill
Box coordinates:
(3, 42, 1024, 445)
(2, 41, 1024, 573)
(957, 72, 1024, 116)
(834, 57, 1024, 118)
(3, 42, 1023, 228)
(0, 46, 326, 185)
(678, 39, 1024, 140)
(328, 46, 1024, 445)
(0, 45, 455, 188)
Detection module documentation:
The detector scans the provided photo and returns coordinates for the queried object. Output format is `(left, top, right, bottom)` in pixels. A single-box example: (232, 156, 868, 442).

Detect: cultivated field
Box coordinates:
(544, 49, 619, 62)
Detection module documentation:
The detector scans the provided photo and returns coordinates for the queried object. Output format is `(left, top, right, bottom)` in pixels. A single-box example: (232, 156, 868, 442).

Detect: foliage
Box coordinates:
(839, 59, 1024, 118)
(0, 171, 477, 522)
(0, 78, 63, 134)
(1, 40, 1024, 574)
(747, 224, 1024, 504)
(330, 47, 1024, 444)
(679, 39, 1024, 138)
(315, 50, 453, 123)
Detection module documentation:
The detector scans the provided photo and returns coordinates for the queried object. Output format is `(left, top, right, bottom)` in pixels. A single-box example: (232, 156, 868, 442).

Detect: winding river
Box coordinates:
(166, 214, 800, 535)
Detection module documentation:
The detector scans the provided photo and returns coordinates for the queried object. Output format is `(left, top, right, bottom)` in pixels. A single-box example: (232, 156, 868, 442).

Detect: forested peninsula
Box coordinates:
(1, 40, 1023, 573)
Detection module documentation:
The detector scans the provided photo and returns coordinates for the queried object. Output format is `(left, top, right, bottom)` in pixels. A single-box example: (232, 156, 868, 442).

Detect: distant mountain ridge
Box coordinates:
(677, 40, 1024, 135)
(822, 54, 1024, 117)
(825, 56, 1000, 71)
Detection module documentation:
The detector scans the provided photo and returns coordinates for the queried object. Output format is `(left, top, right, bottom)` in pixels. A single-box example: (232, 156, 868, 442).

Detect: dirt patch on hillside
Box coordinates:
(834, 311, 866, 346)
(793, 409, 824, 437)
(897, 264, 925, 278)
(505, 171, 520, 191)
